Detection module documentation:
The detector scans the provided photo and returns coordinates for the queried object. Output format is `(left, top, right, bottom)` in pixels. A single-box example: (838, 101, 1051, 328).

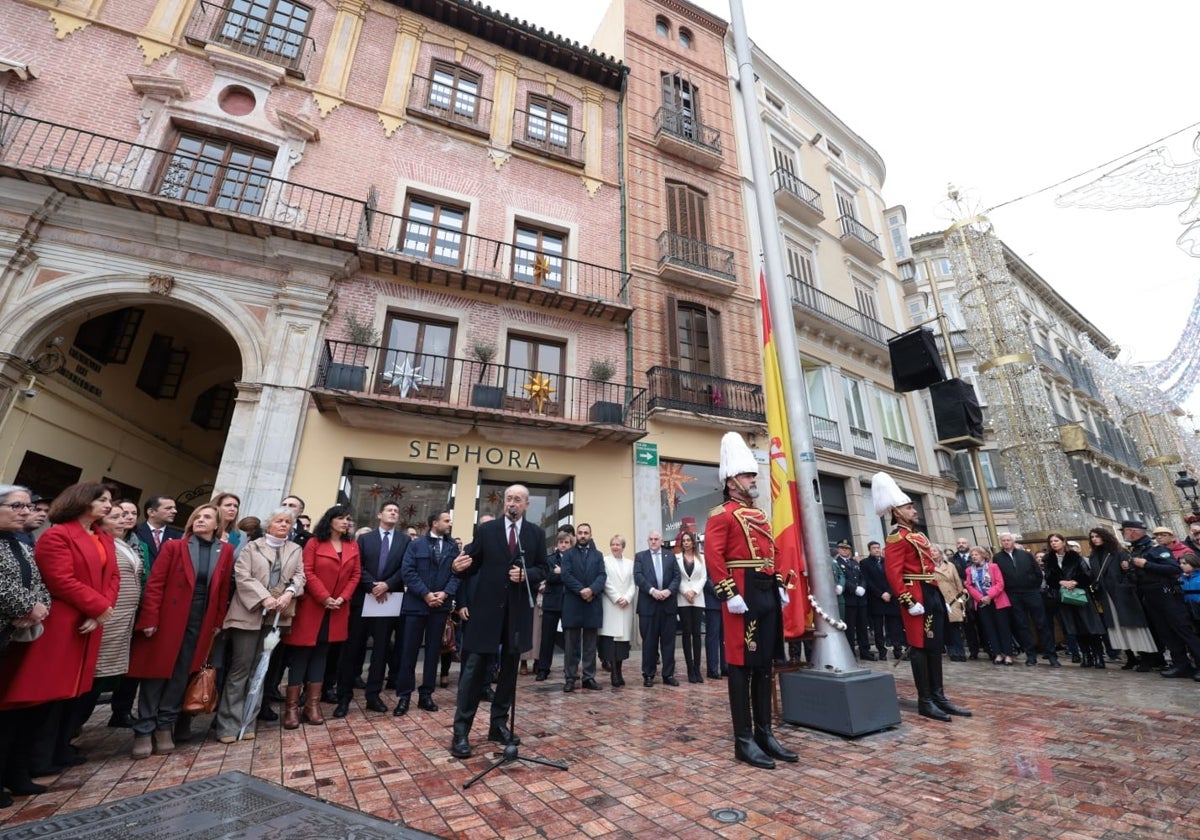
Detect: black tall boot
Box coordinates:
(611, 660, 623, 688)
(751, 668, 797, 762)
(910, 650, 950, 722)
(727, 666, 774, 769)
(682, 641, 697, 684)
(1081, 645, 1095, 668)
(1091, 637, 1107, 669)
(927, 651, 971, 717)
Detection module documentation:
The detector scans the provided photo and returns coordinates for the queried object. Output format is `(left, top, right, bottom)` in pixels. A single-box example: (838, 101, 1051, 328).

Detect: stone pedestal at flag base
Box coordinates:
(779, 670, 901, 736)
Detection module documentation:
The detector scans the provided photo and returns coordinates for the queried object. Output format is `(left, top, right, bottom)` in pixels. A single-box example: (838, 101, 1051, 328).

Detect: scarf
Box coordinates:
(972, 563, 992, 595)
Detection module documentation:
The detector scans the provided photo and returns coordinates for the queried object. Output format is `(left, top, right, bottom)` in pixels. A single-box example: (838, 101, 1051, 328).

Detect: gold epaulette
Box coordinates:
(708, 504, 726, 518)
(886, 533, 902, 544)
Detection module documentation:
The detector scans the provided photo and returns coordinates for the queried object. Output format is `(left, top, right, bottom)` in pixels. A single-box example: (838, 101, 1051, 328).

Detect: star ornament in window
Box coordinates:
(659, 462, 697, 517)
(523, 371, 556, 413)
(532, 253, 551, 285)
(382, 357, 429, 398)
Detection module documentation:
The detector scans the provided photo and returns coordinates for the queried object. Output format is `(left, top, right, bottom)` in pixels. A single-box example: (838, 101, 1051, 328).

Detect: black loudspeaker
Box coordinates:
(887, 328, 946, 392)
(929, 378, 984, 449)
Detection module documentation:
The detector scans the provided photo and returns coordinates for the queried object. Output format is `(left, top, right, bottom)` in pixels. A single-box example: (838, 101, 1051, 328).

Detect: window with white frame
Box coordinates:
(887, 213, 910, 260)
(842, 376, 869, 431)
(786, 240, 816, 287)
(875, 390, 911, 443)
(804, 365, 832, 418)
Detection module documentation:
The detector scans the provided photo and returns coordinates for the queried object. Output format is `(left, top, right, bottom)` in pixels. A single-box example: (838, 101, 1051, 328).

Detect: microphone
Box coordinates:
(513, 529, 535, 608)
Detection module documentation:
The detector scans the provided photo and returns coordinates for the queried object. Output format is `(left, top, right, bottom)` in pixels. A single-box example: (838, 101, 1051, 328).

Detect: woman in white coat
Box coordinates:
(599, 535, 636, 688)
(675, 530, 707, 683)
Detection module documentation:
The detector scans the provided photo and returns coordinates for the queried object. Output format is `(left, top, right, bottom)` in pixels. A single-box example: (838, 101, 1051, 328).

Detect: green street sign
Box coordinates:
(634, 442, 658, 467)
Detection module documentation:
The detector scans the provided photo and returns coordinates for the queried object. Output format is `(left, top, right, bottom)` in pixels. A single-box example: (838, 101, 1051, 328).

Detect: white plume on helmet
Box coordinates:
(870, 471, 911, 517)
(719, 432, 758, 481)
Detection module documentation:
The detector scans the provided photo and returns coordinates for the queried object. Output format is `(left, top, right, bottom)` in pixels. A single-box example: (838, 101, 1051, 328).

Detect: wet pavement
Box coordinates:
(1, 654, 1197, 838)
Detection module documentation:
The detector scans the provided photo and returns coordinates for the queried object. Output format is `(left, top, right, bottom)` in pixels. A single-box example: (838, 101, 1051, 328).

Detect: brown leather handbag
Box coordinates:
(182, 629, 221, 714)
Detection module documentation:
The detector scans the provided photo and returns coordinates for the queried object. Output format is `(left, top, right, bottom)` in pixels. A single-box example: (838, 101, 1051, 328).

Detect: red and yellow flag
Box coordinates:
(759, 270, 812, 638)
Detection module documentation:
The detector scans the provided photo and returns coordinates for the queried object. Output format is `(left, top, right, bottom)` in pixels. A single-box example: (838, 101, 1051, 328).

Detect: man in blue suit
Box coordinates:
(393, 510, 461, 715)
(634, 530, 681, 686)
(560, 523, 606, 692)
(333, 502, 409, 716)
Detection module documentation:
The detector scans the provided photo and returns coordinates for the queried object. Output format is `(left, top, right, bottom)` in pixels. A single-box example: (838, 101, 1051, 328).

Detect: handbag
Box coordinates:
(440, 613, 458, 655)
(1059, 585, 1088, 607)
(182, 629, 221, 715)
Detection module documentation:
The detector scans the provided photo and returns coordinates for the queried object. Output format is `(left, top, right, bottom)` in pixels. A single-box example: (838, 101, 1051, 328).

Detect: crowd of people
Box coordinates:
(5, 473, 1200, 800)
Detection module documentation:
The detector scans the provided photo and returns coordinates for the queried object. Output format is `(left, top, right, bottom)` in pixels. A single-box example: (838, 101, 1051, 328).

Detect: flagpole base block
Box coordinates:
(779, 669, 900, 737)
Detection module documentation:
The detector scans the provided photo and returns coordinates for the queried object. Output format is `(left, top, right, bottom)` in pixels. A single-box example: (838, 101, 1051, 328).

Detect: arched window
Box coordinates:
(678, 28, 693, 48)
(655, 16, 670, 38)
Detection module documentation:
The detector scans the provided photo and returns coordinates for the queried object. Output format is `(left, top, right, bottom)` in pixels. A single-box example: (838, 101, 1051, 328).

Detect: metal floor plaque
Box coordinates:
(0, 772, 437, 840)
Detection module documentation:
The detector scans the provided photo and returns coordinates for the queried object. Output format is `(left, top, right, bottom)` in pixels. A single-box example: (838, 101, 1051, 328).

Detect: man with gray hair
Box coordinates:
(993, 532, 1059, 667)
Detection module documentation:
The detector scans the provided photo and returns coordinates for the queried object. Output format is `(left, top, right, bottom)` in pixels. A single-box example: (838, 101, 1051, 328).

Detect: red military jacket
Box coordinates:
(704, 500, 780, 666)
(883, 524, 939, 648)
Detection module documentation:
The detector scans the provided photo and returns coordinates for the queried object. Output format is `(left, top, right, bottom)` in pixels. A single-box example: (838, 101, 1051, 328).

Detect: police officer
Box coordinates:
(1121, 519, 1200, 680)
(835, 541, 874, 660)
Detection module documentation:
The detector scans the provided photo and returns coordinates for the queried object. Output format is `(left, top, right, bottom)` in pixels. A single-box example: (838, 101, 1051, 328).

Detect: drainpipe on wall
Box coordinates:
(617, 66, 633, 393)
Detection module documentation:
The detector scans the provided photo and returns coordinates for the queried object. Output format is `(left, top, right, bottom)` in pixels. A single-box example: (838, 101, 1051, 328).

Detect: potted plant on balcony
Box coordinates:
(469, 339, 504, 409)
(325, 312, 378, 391)
(587, 358, 624, 424)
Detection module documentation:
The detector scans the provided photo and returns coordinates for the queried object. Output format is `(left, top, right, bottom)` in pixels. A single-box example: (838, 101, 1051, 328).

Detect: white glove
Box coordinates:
(726, 594, 748, 614)
(835, 584, 844, 595)
(778, 587, 789, 606)
(854, 586, 865, 597)
(946, 603, 952, 615)
(907, 602, 925, 617)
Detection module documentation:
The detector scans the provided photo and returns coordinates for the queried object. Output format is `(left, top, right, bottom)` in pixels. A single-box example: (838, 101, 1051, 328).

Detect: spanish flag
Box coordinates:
(759, 270, 812, 638)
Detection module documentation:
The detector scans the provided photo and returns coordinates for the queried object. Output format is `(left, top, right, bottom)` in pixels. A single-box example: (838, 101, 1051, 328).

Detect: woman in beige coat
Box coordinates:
(215, 508, 305, 742)
(933, 550, 970, 638)
(600, 535, 636, 687)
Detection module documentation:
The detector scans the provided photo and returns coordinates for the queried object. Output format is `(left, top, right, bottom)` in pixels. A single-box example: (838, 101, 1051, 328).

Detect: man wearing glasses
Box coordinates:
(1184, 523, 1200, 555)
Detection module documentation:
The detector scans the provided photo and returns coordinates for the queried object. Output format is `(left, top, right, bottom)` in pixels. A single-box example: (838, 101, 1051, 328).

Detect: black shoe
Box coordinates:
(481, 687, 496, 703)
(563, 681, 575, 693)
(1121, 658, 1138, 670)
(487, 723, 520, 746)
(1135, 661, 1154, 672)
(0, 792, 11, 809)
(600, 661, 612, 672)
(417, 696, 438, 712)
(365, 697, 389, 713)
(707, 671, 721, 679)
(734, 736, 775, 770)
(1161, 666, 1195, 678)
(1025, 656, 1037, 667)
(1193, 671, 1200, 682)
(932, 694, 972, 717)
(968, 653, 979, 660)
(581, 679, 601, 691)
(535, 672, 549, 682)
(332, 702, 351, 718)
(320, 687, 338, 704)
(917, 699, 952, 722)
(257, 704, 278, 722)
(1070, 653, 1082, 664)
(663, 677, 679, 686)
(1048, 656, 1061, 668)
(754, 730, 799, 763)
(354, 677, 367, 690)
(877, 650, 888, 661)
(3, 775, 47, 796)
(859, 651, 877, 661)
(450, 732, 472, 759)
(393, 696, 410, 716)
(266, 688, 285, 703)
(107, 712, 134, 728)
(643, 677, 654, 687)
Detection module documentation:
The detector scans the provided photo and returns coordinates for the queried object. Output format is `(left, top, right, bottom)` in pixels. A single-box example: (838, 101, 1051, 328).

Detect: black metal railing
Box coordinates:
(850, 426, 876, 459)
(810, 414, 841, 450)
(360, 210, 629, 304)
(657, 231, 735, 282)
(184, 0, 317, 78)
(950, 486, 1015, 514)
(837, 214, 882, 257)
(789, 277, 897, 347)
(0, 109, 365, 240)
(771, 167, 822, 215)
(645, 366, 764, 422)
(653, 106, 721, 156)
(883, 437, 918, 470)
(407, 73, 493, 132)
(316, 340, 645, 430)
(512, 109, 584, 164)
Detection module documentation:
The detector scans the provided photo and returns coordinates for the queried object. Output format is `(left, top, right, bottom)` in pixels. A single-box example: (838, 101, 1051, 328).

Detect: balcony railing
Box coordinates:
(950, 486, 1015, 514)
(0, 109, 365, 242)
(512, 109, 584, 164)
(359, 210, 629, 305)
(789, 277, 897, 348)
(653, 106, 721, 156)
(810, 414, 841, 450)
(657, 231, 735, 283)
(883, 437, 918, 470)
(184, 0, 317, 78)
(837, 214, 883, 258)
(771, 167, 822, 216)
(407, 73, 493, 134)
(316, 340, 646, 432)
(850, 426, 876, 459)
(646, 366, 764, 423)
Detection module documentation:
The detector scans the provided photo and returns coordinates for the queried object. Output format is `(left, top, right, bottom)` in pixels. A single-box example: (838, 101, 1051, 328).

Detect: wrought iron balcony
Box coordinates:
(949, 486, 1015, 514)
(883, 437, 919, 470)
(184, 0, 317, 78)
(314, 340, 646, 441)
(645, 366, 764, 423)
(656, 231, 736, 294)
(771, 167, 823, 222)
(810, 414, 841, 450)
(789, 277, 897, 349)
(850, 426, 876, 459)
(837, 214, 884, 263)
(652, 106, 722, 168)
(512, 109, 584, 165)
(407, 73, 494, 135)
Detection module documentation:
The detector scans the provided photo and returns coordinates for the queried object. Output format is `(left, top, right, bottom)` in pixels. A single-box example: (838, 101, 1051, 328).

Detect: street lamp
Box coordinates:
(1174, 469, 1199, 520)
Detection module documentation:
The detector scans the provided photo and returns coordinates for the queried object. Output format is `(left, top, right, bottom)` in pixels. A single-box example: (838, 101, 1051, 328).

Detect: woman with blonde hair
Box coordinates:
(599, 535, 636, 688)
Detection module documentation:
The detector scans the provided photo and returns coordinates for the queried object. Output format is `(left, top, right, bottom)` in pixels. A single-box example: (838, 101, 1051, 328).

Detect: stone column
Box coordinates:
(490, 54, 521, 151)
(377, 16, 425, 136)
(312, 0, 370, 117)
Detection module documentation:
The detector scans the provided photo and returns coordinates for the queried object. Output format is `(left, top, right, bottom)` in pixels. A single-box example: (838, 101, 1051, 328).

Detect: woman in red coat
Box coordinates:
(126, 504, 233, 759)
(0, 482, 118, 775)
(283, 504, 359, 729)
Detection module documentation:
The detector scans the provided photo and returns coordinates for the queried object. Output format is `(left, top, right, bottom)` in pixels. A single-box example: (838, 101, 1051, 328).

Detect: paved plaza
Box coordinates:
(1, 656, 1197, 838)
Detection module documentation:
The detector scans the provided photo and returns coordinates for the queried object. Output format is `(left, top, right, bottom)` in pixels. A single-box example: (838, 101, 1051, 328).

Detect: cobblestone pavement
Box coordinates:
(2, 655, 1198, 838)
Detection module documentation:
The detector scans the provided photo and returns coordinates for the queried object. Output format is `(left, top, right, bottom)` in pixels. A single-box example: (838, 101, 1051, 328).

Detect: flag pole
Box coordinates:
(727, 0, 858, 675)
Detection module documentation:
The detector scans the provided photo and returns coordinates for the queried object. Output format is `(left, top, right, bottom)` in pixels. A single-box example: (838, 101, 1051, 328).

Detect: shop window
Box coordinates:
(379, 313, 455, 397)
(428, 61, 481, 122)
(513, 224, 565, 288)
(657, 460, 722, 543)
(158, 132, 274, 214)
(505, 335, 563, 416)
(73, 307, 144, 364)
(343, 469, 455, 535)
(401, 196, 467, 266)
(215, 0, 313, 69)
(137, 333, 190, 400)
(191, 383, 236, 431)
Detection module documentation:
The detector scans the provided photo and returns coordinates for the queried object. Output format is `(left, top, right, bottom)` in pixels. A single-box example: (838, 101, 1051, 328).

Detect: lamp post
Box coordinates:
(1174, 469, 1200, 522)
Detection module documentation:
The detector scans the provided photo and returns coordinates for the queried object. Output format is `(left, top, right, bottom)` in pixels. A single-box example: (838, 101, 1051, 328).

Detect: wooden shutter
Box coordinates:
(664, 294, 680, 370)
(706, 307, 723, 377)
(660, 72, 679, 111)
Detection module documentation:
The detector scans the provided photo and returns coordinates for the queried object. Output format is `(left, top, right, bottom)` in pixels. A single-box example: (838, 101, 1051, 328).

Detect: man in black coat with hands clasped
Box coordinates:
(634, 531, 681, 686)
(560, 523, 606, 693)
(449, 485, 547, 758)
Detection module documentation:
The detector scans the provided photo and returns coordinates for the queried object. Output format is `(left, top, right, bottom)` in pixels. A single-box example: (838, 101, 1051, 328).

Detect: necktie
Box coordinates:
(508, 523, 517, 554)
(436, 537, 443, 557)
(654, 553, 662, 589)
(379, 531, 390, 578)
(153, 529, 162, 549)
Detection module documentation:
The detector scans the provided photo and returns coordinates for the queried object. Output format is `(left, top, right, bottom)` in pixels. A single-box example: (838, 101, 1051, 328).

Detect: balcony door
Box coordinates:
(661, 73, 698, 140)
(505, 335, 564, 416)
(665, 297, 723, 407)
(378, 314, 454, 399)
(665, 181, 709, 269)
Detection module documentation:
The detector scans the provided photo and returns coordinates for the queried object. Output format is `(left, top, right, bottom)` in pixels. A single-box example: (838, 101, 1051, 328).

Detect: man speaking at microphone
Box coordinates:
(449, 484, 547, 758)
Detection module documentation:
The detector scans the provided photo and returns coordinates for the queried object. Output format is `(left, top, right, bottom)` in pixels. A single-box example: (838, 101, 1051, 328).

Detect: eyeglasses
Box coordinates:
(0, 502, 32, 511)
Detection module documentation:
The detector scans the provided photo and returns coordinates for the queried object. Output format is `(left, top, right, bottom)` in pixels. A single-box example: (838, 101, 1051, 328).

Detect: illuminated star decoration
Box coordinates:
(658, 462, 697, 518)
(523, 371, 556, 413)
(382, 357, 428, 398)
(404, 504, 418, 519)
(487, 490, 501, 506)
(388, 484, 405, 499)
(368, 483, 384, 499)
(532, 253, 552, 285)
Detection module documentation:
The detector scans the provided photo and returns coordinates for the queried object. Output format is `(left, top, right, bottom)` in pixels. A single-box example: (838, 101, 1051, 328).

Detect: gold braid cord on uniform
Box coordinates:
(896, 590, 915, 608)
(744, 619, 758, 652)
(713, 577, 738, 600)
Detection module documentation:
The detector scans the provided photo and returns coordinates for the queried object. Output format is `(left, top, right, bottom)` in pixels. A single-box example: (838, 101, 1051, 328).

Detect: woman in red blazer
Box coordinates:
(964, 546, 1014, 666)
(0, 482, 118, 775)
(283, 504, 360, 728)
(126, 504, 233, 759)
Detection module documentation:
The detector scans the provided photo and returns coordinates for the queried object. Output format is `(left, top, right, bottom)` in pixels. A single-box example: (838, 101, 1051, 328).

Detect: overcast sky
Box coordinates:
(487, 0, 1199, 404)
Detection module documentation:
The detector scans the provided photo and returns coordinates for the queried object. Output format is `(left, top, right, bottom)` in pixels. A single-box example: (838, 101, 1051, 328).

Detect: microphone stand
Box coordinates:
(463, 525, 567, 788)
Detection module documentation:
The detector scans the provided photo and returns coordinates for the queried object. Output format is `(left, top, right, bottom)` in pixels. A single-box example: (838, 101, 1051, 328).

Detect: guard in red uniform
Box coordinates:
(873, 471, 971, 722)
(705, 433, 797, 769)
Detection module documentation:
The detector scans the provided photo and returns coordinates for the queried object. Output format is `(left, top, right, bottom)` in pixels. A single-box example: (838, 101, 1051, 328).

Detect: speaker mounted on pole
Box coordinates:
(929, 378, 985, 450)
(887, 327, 947, 393)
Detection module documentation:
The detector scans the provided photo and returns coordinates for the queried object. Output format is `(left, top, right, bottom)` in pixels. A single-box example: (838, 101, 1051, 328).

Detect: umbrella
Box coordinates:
(238, 611, 282, 741)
